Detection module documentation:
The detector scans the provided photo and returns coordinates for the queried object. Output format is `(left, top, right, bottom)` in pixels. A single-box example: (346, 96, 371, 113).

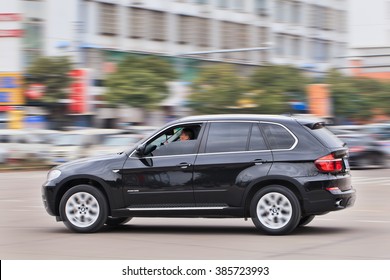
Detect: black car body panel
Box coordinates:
(42, 114, 356, 234)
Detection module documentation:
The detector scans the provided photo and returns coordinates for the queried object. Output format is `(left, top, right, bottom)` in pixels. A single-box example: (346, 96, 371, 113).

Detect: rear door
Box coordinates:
(192, 121, 273, 207)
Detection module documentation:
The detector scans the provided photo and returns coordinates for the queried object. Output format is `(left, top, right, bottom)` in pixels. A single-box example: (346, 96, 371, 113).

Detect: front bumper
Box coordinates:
(42, 183, 57, 216)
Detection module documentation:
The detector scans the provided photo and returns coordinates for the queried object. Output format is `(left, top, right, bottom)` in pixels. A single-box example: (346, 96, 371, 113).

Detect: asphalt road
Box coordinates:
(0, 169, 389, 260)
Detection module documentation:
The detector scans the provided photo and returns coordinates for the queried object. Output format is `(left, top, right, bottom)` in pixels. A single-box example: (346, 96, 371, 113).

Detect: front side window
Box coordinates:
(142, 124, 201, 157)
(205, 122, 251, 153)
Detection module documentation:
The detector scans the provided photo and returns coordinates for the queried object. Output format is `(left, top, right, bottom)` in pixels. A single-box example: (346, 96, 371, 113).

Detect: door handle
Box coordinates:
(252, 159, 266, 165)
(176, 162, 192, 169)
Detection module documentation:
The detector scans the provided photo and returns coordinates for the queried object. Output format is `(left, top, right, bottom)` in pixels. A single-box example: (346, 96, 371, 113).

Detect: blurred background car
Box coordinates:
(359, 123, 390, 156)
(0, 146, 7, 164)
(87, 133, 143, 157)
(327, 125, 362, 136)
(46, 128, 124, 165)
(339, 134, 389, 169)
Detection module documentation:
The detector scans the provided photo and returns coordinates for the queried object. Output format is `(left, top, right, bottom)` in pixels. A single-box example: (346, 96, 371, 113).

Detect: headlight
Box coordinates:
(47, 169, 61, 181)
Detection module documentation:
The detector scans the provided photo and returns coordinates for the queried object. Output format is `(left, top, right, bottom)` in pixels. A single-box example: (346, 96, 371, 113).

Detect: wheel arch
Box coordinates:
(243, 176, 304, 217)
(54, 176, 112, 216)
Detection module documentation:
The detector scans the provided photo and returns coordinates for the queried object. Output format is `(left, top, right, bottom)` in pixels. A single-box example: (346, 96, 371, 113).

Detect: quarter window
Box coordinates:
(205, 122, 251, 153)
(249, 124, 268, 151)
(262, 123, 295, 149)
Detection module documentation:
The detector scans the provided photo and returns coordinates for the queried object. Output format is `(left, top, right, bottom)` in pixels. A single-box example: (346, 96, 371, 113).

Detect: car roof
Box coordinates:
(175, 114, 295, 123)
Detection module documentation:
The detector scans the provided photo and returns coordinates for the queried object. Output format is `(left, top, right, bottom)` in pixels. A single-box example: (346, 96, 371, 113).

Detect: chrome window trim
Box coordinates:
(259, 121, 298, 151)
(128, 119, 299, 158)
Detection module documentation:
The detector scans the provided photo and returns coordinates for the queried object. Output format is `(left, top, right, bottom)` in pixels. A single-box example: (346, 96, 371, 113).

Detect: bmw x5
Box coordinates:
(42, 114, 356, 235)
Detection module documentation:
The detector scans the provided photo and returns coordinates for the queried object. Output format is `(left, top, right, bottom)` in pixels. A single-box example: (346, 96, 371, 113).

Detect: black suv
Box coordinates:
(42, 114, 356, 235)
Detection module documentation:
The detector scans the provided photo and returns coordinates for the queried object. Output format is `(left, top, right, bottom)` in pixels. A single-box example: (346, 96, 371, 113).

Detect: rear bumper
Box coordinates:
(298, 174, 356, 215)
(302, 188, 356, 215)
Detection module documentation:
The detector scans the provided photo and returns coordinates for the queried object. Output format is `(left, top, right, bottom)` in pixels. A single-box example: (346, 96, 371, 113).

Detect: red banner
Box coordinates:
(0, 29, 23, 37)
(0, 13, 22, 21)
(68, 69, 87, 114)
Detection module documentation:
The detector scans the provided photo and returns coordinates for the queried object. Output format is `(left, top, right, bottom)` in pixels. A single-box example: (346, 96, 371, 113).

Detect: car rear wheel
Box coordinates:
(105, 217, 132, 226)
(59, 185, 108, 233)
(250, 185, 301, 235)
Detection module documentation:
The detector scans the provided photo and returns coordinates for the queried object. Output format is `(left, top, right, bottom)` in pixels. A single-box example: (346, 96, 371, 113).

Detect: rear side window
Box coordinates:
(262, 123, 296, 150)
(205, 122, 251, 153)
(307, 126, 344, 148)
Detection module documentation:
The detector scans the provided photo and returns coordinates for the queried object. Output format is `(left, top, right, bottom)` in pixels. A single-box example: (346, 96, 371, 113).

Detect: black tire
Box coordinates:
(59, 184, 108, 233)
(250, 185, 301, 235)
(298, 215, 315, 227)
(105, 217, 132, 226)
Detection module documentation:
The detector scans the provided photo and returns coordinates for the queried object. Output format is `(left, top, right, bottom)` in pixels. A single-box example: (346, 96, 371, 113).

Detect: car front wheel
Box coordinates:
(250, 185, 301, 235)
(59, 185, 108, 233)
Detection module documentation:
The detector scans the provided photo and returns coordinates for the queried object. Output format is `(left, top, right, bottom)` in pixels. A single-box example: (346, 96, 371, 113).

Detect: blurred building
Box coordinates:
(2, 0, 349, 128)
(29, 0, 349, 80)
(344, 0, 390, 80)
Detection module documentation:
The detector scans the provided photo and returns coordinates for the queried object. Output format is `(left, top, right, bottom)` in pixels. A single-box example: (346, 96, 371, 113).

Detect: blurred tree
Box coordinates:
(325, 69, 390, 123)
(248, 65, 310, 114)
(104, 55, 177, 109)
(25, 56, 73, 129)
(25, 56, 73, 103)
(189, 64, 248, 114)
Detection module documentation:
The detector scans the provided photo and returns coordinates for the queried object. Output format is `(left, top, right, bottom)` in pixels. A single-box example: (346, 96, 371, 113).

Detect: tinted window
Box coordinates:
(152, 141, 197, 156)
(262, 123, 295, 149)
(142, 124, 201, 157)
(307, 126, 344, 148)
(249, 124, 268, 151)
(205, 122, 251, 153)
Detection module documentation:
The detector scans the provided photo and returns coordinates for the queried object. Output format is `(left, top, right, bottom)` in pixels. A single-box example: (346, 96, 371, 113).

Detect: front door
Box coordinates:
(121, 123, 203, 208)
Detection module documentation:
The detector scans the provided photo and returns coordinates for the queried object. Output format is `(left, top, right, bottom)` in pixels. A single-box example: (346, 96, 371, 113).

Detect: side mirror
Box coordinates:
(136, 144, 145, 156)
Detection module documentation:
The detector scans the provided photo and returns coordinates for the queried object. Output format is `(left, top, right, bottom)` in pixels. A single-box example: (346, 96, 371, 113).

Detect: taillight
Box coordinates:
(315, 153, 343, 173)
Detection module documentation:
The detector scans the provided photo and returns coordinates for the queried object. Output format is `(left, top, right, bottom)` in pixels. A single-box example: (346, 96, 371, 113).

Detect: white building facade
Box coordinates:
(2, 0, 349, 127)
(345, 0, 390, 78)
(20, 0, 349, 80)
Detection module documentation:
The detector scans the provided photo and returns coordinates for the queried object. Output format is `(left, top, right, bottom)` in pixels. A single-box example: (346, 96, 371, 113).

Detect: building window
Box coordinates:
(99, 3, 117, 35)
(291, 1, 301, 25)
(23, 19, 43, 67)
(325, 8, 334, 30)
(217, 0, 228, 9)
(150, 10, 166, 41)
(292, 37, 300, 57)
(338, 10, 347, 33)
(221, 21, 234, 49)
(196, 17, 210, 47)
(129, 8, 146, 39)
(275, 0, 286, 22)
(255, 0, 268, 16)
(308, 4, 318, 28)
(276, 34, 285, 56)
(233, 0, 244, 10)
(257, 27, 269, 62)
(177, 15, 192, 44)
(258, 26, 268, 45)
